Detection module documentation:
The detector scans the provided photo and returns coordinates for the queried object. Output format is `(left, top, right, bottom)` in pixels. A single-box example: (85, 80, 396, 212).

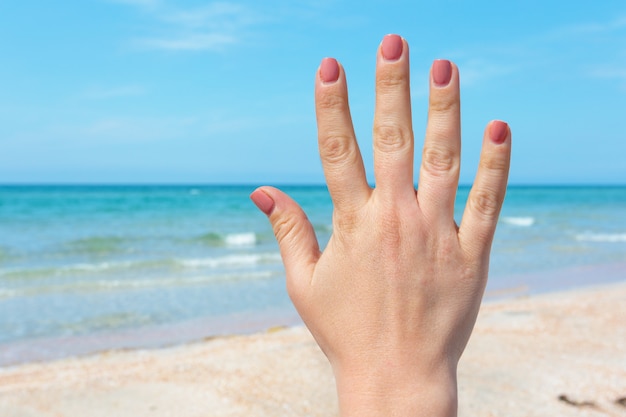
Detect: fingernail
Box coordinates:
(320, 57, 339, 84)
(490, 120, 509, 144)
(432, 59, 452, 87)
(381, 34, 403, 61)
(250, 189, 275, 216)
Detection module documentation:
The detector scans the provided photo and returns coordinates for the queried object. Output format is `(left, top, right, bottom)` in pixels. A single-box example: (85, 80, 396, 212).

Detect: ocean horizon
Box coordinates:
(1, 184, 625, 365)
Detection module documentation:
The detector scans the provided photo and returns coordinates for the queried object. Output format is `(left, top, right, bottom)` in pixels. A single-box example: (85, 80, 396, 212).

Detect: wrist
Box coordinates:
(333, 359, 458, 417)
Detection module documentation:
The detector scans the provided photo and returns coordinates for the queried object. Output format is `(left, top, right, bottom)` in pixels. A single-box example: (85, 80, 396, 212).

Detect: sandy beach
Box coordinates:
(1, 282, 625, 417)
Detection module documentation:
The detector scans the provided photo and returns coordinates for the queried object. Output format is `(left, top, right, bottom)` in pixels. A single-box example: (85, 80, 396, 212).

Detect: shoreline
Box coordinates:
(0, 307, 303, 368)
(483, 261, 626, 300)
(1, 261, 625, 368)
(1, 279, 624, 416)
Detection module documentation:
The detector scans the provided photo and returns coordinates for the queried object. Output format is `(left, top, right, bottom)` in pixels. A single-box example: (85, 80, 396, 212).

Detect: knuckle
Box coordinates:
(273, 212, 307, 246)
(333, 208, 363, 235)
(468, 188, 501, 219)
(480, 151, 509, 173)
(334, 213, 357, 235)
(377, 69, 409, 91)
(429, 96, 459, 114)
(421, 145, 458, 177)
(316, 90, 346, 112)
(319, 133, 356, 164)
(373, 123, 413, 153)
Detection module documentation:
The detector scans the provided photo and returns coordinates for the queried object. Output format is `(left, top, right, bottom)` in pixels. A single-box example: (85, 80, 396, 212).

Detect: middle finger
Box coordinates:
(372, 34, 415, 200)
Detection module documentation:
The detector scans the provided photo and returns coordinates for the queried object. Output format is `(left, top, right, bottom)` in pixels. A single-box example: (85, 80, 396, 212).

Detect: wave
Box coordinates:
(0, 252, 283, 281)
(224, 233, 256, 247)
(0, 270, 280, 299)
(0, 261, 137, 281)
(108, 271, 277, 288)
(501, 216, 535, 227)
(575, 233, 626, 243)
(177, 253, 282, 269)
(63, 232, 259, 257)
(195, 232, 257, 247)
(63, 236, 132, 256)
(0, 288, 18, 300)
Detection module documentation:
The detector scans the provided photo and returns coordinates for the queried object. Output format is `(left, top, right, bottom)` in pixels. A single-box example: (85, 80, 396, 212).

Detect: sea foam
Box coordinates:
(0, 289, 17, 300)
(224, 232, 257, 247)
(502, 216, 535, 227)
(178, 252, 281, 269)
(4, 270, 279, 298)
(575, 233, 626, 243)
(196, 232, 258, 247)
(92, 271, 276, 290)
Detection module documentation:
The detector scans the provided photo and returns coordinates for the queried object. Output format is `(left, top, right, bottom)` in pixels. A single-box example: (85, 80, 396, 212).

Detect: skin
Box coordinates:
(251, 34, 511, 417)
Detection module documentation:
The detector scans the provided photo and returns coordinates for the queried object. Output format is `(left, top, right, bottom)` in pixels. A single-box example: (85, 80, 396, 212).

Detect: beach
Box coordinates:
(1, 281, 624, 417)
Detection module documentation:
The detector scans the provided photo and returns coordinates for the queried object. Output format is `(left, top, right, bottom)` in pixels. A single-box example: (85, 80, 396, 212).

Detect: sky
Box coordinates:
(1, 0, 625, 185)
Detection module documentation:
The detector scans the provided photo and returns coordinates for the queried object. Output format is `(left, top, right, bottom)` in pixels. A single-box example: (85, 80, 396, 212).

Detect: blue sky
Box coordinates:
(1, 0, 625, 185)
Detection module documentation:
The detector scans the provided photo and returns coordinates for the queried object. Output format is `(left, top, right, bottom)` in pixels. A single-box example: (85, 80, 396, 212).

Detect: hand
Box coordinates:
(251, 34, 511, 417)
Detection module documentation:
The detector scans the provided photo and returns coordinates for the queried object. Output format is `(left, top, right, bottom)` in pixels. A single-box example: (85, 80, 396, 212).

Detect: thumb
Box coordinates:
(250, 186, 320, 293)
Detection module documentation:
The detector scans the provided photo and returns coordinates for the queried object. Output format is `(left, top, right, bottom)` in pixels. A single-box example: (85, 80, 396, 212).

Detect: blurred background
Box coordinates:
(1, 0, 625, 365)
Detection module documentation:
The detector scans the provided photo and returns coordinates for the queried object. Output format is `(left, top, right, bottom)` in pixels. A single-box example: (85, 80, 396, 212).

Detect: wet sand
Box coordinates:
(1, 282, 625, 417)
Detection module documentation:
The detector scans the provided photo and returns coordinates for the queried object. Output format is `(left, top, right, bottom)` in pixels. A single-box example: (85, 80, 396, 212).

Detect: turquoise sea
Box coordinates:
(1, 185, 625, 364)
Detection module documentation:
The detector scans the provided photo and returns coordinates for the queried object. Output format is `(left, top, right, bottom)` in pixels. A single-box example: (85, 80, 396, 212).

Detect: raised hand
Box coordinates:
(251, 34, 511, 417)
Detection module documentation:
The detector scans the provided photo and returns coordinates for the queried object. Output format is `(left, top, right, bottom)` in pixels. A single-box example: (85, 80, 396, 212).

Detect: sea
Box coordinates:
(1, 185, 625, 365)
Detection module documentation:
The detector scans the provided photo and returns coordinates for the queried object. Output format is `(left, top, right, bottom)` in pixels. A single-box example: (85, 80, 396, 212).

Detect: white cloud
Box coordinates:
(589, 67, 626, 79)
(546, 14, 626, 39)
(442, 12, 626, 89)
(588, 66, 626, 92)
(163, 3, 256, 29)
(110, 0, 263, 52)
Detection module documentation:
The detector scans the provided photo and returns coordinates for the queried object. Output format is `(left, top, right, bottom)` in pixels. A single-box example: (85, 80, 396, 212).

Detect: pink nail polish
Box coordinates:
(250, 190, 275, 216)
(490, 120, 509, 144)
(381, 34, 403, 61)
(320, 57, 339, 84)
(432, 59, 452, 87)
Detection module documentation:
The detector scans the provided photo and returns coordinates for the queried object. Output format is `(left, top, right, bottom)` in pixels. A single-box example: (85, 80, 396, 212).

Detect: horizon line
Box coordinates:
(1, 182, 625, 188)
